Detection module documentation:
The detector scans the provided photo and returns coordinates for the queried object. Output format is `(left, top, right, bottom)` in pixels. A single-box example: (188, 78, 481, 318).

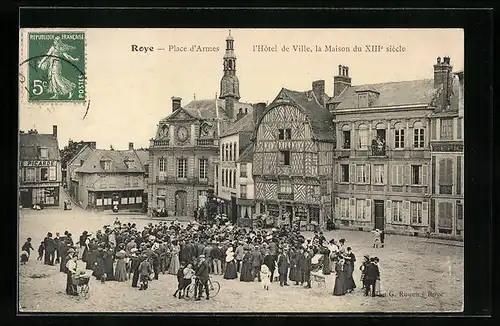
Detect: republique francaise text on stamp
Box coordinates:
(26, 32, 86, 102)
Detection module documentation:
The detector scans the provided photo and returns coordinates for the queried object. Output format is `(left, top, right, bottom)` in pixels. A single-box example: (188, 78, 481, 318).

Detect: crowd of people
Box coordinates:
(21, 216, 384, 299)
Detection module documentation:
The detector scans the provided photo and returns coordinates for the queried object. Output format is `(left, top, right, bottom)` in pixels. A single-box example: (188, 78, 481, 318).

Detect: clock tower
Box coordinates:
(219, 30, 240, 120)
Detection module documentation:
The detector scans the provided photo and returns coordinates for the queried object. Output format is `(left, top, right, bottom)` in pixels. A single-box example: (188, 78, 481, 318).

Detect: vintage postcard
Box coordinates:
(18, 28, 464, 313)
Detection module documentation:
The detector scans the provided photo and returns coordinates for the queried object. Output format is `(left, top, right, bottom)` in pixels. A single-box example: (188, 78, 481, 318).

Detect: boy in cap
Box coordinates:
(138, 254, 152, 290)
(37, 241, 45, 261)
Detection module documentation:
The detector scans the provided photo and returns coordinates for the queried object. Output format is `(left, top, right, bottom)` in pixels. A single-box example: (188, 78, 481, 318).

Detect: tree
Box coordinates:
(60, 140, 92, 169)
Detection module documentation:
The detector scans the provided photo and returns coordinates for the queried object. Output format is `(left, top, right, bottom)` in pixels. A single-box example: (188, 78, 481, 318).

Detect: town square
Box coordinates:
(18, 28, 464, 313)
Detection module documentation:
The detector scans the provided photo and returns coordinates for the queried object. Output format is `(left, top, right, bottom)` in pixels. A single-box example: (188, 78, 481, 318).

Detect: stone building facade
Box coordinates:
(328, 58, 463, 239)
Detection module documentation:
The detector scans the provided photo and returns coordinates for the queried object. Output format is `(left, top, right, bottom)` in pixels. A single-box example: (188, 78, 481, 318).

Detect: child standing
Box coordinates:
(260, 264, 271, 290)
(372, 229, 381, 248)
(37, 241, 44, 260)
(180, 263, 195, 299)
(21, 238, 35, 263)
(173, 262, 185, 299)
(138, 254, 152, 290)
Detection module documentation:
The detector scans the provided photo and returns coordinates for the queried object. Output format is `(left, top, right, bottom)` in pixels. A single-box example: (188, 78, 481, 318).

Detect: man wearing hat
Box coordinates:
(194, 255, 210, 301)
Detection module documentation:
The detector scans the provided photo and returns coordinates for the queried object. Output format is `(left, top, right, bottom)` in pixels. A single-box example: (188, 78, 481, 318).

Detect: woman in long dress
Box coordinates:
(168, 241, 180, 275)
(223, 247, 238, 279)
(103, 247, 115, 281)
(85, 242, 97, 271)
(333, 257, 348, 296)
(93, 246, 105, 280)
(37, 36, 79, 99)
(320, 245, 331, 275)
(239, 247, 253, 282)
(344, 247, 357, 293)
(114, 250, 128, 282)
(289, 248, 301, 285)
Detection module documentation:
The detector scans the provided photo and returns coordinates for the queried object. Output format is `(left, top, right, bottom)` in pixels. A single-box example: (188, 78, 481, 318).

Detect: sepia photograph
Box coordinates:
(18, 28, 464, 313)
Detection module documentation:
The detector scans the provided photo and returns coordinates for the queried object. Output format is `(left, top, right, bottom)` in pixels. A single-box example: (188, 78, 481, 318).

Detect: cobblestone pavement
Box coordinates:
(18, 208, 463, 313)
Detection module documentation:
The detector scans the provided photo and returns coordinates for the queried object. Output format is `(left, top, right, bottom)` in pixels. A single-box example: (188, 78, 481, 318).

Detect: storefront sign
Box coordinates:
(22, 160, 57, 167)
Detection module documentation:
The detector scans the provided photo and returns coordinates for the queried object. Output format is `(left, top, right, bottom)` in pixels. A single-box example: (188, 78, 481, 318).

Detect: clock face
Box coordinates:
(176, 126, 188, 142)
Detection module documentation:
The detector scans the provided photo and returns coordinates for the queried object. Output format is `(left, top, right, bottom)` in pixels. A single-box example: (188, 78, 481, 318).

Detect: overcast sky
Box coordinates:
(19, 28, 464, 149)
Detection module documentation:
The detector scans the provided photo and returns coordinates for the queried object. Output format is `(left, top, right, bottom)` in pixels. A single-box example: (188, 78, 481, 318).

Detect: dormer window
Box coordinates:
(123, 159, 134, 169)
(358, 93, 368, 108)
(101, 160, 111, 171)
(39, 147, 48, 158)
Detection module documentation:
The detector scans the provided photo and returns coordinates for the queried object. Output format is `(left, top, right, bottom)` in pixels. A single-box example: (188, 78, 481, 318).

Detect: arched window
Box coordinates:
(341, 124, 351, 149)
(357, 124, 368, 149)
(229, 143, 233, 161)
(233, 142, 238, 161)
(224, 169, 228, 187)
(394, 122, 405, 149)
(413, 121, 425, 148)
(225, 144, 229, 161)
(228, 169, 232, 188)
(375, 122, 387, 144)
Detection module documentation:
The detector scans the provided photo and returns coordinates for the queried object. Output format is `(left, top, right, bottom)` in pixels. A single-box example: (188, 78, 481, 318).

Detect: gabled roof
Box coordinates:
(236, 143, 254, 164)
(220, 113, 254, 137)
(183, 100, 229, 120)
(20, 133, 60, 160)
(268, 88, 335, 142)
(67, 143, 94, 166)
(327, 79, 436, 109)
(75, 149, 145, 173)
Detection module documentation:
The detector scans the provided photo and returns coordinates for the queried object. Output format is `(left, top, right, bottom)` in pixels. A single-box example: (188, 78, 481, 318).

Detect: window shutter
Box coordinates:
(384, 164, 388, 184)
(365, 199, 372, 221)
(365, 164, 371, 184)
(391, 165, 396, 185)
(439, 159, 445, 184)
(350, 164, 356, 183)
(404, 201, 410, 224)
(404, 165, 411, 185)
(35, 168, 40, 182)
(337, 164, 340, 182)
(422, 201, 429, 226)
(386, 200, 392, 223)
(422, 165, 428, 187)
(349, 198, 356, 220)
(335, 197, 340, 219)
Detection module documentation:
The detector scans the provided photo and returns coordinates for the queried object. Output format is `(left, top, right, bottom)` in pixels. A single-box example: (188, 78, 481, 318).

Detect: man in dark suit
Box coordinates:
(363, 258, 380, 297)
(194, 254, 210, 301)
(43, 232, 56, 266)
(277, 249, 290, 286)
(251, 245, 263, 282)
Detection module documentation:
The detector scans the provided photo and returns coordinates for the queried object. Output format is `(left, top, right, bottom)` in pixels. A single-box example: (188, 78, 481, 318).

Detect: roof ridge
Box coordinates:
(353, 78, 433, 88)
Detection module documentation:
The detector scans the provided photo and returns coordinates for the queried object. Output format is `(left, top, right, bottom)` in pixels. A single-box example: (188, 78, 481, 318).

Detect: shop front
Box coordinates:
(256, 200, 324, 230)
(19, 185, 60, 208)
(88, 189, 144, 210)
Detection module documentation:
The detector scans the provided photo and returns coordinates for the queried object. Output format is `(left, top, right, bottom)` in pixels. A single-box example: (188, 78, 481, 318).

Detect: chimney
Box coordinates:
(128, 142, 134, 150)
(172, 97, 182, 112)
(433, 56, 453, 111)
(312, 80, 325, 106)
(52, 125, 58, 138)
(89, 141, 96, 149)
(236, 108, 245, 121)
(253, 102, 267, 125)
(333, 65, 352, 97)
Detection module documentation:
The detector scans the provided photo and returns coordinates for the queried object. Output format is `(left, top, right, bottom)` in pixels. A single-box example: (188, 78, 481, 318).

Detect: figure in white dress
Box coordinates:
(37, 36, 79, 99)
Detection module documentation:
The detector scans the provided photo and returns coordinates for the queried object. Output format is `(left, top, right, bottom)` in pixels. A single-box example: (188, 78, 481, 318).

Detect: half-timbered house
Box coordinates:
(253, 81, 335, 230)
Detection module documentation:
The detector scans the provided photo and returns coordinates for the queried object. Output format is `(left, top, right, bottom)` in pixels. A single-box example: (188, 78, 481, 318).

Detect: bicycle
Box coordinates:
(184, 276, 220, 300)
(70, 274, 91, 300)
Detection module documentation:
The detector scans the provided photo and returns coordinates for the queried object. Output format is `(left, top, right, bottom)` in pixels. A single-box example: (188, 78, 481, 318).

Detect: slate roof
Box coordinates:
(183, 100, 229, 120)
(270, 88, 335, 142)
(220, 112, 254, 137)
(236, 142, 254, 164)
(134, 150, 150, 168)
(327, 79, 437, 109)
(75, 149, 145, 173)
(19, 133, 61, 160)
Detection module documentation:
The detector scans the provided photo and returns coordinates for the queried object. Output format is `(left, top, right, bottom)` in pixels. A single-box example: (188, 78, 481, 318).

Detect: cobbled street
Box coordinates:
(18, 202, 463, 313)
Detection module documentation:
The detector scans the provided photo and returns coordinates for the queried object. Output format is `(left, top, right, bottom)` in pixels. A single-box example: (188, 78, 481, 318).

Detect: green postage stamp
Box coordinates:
(26, 31, 86, 102)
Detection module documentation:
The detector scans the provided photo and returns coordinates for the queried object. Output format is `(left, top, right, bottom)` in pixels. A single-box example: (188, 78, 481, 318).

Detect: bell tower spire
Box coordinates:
(219, 29, 240, 121)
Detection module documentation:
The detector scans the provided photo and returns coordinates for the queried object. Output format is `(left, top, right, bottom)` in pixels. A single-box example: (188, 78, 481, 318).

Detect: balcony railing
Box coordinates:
(197, 138, 216, 146)
(150, 139, 169, 148)
(277, 193, 294, 201)
(371, 140, 387, 156)
(156, 175, 209, 185)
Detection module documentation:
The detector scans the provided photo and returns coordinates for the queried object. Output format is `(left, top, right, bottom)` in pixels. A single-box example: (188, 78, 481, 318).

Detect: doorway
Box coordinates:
(20, 190, 31, 208)
(175, 190, 187, 216)
(374, 200, 385, 230)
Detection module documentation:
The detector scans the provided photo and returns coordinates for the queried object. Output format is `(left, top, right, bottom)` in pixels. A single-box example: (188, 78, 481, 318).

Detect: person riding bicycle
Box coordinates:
(194, 254, 210, 301)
